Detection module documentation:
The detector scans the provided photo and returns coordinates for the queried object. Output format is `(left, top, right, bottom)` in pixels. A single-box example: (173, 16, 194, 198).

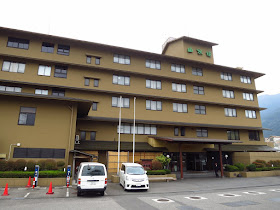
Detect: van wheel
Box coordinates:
(100, 191, 105, 196)
(77, 190, 82, 196)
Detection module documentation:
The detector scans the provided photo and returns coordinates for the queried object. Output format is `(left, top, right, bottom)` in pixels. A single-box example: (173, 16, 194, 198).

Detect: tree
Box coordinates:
(156, 154, 171, 168)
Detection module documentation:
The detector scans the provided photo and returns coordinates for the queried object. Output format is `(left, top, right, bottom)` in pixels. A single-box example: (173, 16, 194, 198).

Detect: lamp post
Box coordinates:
(6, 143, 21, 161)
(225, 154, 228, 165)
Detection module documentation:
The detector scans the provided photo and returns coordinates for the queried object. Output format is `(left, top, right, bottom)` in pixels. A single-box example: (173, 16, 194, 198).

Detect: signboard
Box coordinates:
(66, 165, 71, 187)
(33, 165, 40, 187)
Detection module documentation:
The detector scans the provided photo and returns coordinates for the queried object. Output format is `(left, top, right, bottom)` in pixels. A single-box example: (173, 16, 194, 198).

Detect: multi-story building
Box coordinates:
(0, 27, 277, 177)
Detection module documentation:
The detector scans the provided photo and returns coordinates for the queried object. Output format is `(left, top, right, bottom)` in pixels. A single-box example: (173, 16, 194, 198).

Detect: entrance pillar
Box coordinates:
(218, 144, 224, 178)
(179, 143, 183, 179)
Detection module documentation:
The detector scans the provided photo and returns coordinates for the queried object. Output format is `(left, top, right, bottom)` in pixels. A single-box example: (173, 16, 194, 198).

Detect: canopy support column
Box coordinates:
(219, 144, 224, 178)
(179, 143, 183, 179)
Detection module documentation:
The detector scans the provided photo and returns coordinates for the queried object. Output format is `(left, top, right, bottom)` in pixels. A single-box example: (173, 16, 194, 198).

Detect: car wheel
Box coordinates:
(77, 190, 82, 196)
(100, 191, 105, 196)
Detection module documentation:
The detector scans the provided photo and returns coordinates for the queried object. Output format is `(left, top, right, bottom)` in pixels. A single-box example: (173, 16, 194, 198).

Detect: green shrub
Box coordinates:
(0, 160, 7, 171)
(45, 160, 57, 170)
(225, 165, 239, 172)
(234, 163, 245, 171)
(26, 160, 36, 171)
(252, 160, 266, 168)
(246, 164, 256, 171)
(147, 170, 166, 175)
(0, 170, 66, 178)
(156, 154, 171, 168)
(164, 169, 171, 174)
(14, 159, 27, 171)
(6, 160, 15, 171)
(267, 160, 280, 167)
(57, 161, 65, 168)
(151, 161, 163, 170)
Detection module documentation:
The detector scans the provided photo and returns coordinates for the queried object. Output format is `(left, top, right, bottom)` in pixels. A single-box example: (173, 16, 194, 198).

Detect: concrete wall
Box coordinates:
(233, 152, 280, 165)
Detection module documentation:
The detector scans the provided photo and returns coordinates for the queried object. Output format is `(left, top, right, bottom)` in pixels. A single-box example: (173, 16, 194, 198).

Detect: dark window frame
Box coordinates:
(181, 127, 186, 136)
(92, 102, 98, 111)
(7, 37, 29, 50)
(18, 107, 36, 126)
(52, 88, 65, 97)
(192, 67, 203, 76)
(195, 105, 206, 115)
(54, 65, 68, 78)
(90, 131, 96, 140)
(196, 128, 208, 137)
(84, 78, 90, 86)
(249, 130, 260, 141)
(57, 44, 70, 56)
(174, 127, 179, 136)
(41, 42, 54, 53)
(227, 130, 240, 140)
(193, 85, 204, 95)
(80, 131, 86, 140)
(86, 56, 91, 64)
(95, 57, 100, 65)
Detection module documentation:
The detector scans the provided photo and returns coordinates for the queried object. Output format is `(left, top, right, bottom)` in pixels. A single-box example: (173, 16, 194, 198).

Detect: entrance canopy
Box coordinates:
(151, 136, 242, 144)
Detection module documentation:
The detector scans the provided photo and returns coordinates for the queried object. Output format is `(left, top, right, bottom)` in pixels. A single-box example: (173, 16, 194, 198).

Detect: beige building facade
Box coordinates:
(0, 27, 276, 175)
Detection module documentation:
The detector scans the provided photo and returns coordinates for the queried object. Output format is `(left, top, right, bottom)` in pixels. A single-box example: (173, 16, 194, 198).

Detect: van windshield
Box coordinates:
(81, 165, 105, 176)
(126, 166, 145, 175)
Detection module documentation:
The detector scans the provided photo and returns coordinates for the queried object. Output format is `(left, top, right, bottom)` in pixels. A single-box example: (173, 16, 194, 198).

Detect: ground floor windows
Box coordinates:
(248, 130, 260, 141)
(18, 107, 36, 126)
(0, 85, 21, 92)
(117, 123, 156, 135)
(227, 130, 240, 140)
(13, 148, 65, 158)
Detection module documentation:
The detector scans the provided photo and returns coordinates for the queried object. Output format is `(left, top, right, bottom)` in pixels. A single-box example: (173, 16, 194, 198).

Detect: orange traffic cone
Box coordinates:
(1, 183, 9, 196)
(32, 177, 35, 189)
(26, 176, 32, 188)
(46, 182, 54, 194)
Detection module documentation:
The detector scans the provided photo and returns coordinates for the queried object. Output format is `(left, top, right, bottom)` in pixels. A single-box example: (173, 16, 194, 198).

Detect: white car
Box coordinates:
(120, 163, 149, 191)
(77, 162, 107, 196)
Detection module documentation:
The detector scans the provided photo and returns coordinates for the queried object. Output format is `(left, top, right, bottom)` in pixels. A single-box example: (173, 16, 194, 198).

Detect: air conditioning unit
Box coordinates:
(75, 135, 79, 141)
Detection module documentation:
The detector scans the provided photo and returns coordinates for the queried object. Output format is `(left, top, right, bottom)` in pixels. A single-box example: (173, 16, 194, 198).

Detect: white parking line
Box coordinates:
(66, 188, 69, 197)
(24, 192, 30, 198)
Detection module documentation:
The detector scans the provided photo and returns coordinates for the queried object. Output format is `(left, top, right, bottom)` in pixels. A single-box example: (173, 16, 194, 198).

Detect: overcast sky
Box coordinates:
(1, 0, 279, 95)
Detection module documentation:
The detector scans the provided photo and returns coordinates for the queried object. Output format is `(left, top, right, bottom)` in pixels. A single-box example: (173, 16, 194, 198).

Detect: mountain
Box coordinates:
(258, 94, 280, 137)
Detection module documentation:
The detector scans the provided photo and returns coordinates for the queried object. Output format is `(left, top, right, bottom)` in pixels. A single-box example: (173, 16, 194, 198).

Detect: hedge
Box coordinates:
(147, 170, 167, 175)
(0, 170, 67, 178)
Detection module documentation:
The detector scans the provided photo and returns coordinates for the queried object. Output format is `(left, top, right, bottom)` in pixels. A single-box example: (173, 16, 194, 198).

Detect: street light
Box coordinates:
(6, 143, 21, 161)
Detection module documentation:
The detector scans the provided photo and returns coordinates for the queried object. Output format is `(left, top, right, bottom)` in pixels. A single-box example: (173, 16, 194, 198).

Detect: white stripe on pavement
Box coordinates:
(24, 192, 30, 198)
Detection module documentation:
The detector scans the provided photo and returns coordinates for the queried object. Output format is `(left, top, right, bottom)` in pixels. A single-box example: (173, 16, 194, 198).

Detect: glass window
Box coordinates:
(86, 56, 91, 64)
(41, 42, 54, 53)
(144, 124, 151, 134)
(95, 57, 100, 65)
(196, 128, 208, 137)
(221, 72, 232, 81)
(151, 125, 157, 135)
(173, 103, 187, 113)
(224, 108, 237, 117)
(112, 97, 130, 108)
(192, 67, 203, 76)
(113, 54, 130, 65)
(0, 86, 22, 93)
(92, 102, 97, 111)
(38, 65, 51, 76)
(181, 127, 185, 136)
(243, 93, 254, 101)
(80, 131, 86, 140)
(172, 83, 186, 93)
(54, 66, 67, 78)
(195, 105, 206, 115)
(84, 78, 90, 86)
(7, 37, 29, 50)
(146, 100, 162, 111)
(35, 89, 48, 95)
(57, 44, 70, 55)
(52, 88, 65, 97)
(245, 110, 257, 119)
(146, 59, 161, 70)
(193, 86, 204, 95)
(222, 90, 234, 98)
(174, 127, 179, 136)
(90, 131, 96, 140)
(248, 130, 259, 140)
(94, 79, 99, 87)
(137, 124, 144, 134)
(2, 61, 25, 73)
(146, 79, 161, 89)
(227, 130, 240, 140)
(171, 64, 185, 73)
(113, 75, 130, 86)
(240, 76, 251, 84)
(18, 107, 36, 125)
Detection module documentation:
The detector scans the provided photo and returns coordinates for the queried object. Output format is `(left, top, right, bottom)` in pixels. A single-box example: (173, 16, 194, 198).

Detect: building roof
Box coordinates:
(150, 136, 242, 144)
(205, 144, 280, 152)
(79, 116, 268, 131)
(75, 140, 166, 152)
(0, 26, 265, 79)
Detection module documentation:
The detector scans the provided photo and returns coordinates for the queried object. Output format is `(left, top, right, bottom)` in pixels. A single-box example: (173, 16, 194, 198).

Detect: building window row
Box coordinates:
(117, 123, 157, 135)
(86, 56, 100, 65)
(80, 131, 96, 141)
(146, 59, 161, 70)
(7, 37, 29, 50)
(84, 78, 99, 87)
(0, 85, 22, 92)
(2, 61, 25, 73)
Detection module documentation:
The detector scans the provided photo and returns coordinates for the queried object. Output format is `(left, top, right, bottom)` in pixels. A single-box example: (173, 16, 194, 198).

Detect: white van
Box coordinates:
(77, 162, 107, 196)
(120, 163, 149, 191)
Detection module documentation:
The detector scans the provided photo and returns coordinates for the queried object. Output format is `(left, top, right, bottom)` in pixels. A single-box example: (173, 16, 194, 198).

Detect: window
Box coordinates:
(57, 44, 70, 55)
(38, 65, 51, 76)
(112, 97, 130, 108)
(192, 67, 203, 76)
(92, 102, 97, 111)
(248, 130, 260, 141)
(52, 88, 65, 97)
(240, 76, 251, 84)
(90, 131, 96, 140)
(13, 148, 65, 158)
(146, 79, 161, 89)
(118, 123, 156, 135)
(196, 128, 208, 137)
(221, 72, 232, 81)
(173, 103, 188, 113)
(41, 42, 54, 53)
(195, 105, 206, 115)
(35, 89, 48, 95)
(113, 75, 130, 86)
(95, 57, 100, 65)
(224, 108, 237, 117)
(171, 64, 185, 73)
(80, 131, 86, 140)
(245, 110, 257, 119)
(146, 59, 161, 70)
(174, 127, 179, 136)
(94, 79, 99, 87)
(243, 93, 254, 101)
(172, 83, 186, 92)
(193, 86, 204, 95)
(84, 78, 90, 86)
(227, 130, 240, 140)
(113, 54, 130, 65)
(0, 85, 21, 92)
(18, 107, 36, 126)
(2, 61, 25, 73)
(7, 37, 29, 50)
(86, 56, 91, 64)
(222, 90, 234, 98)
(54, 65, 67, 78)
(146, 100, 162, 111)
(181, 127, 186, 136)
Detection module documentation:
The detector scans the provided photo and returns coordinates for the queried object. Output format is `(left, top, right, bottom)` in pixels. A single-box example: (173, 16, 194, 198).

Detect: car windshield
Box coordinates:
(81, 165, 105, 176)
(126, 166, 145, 175)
